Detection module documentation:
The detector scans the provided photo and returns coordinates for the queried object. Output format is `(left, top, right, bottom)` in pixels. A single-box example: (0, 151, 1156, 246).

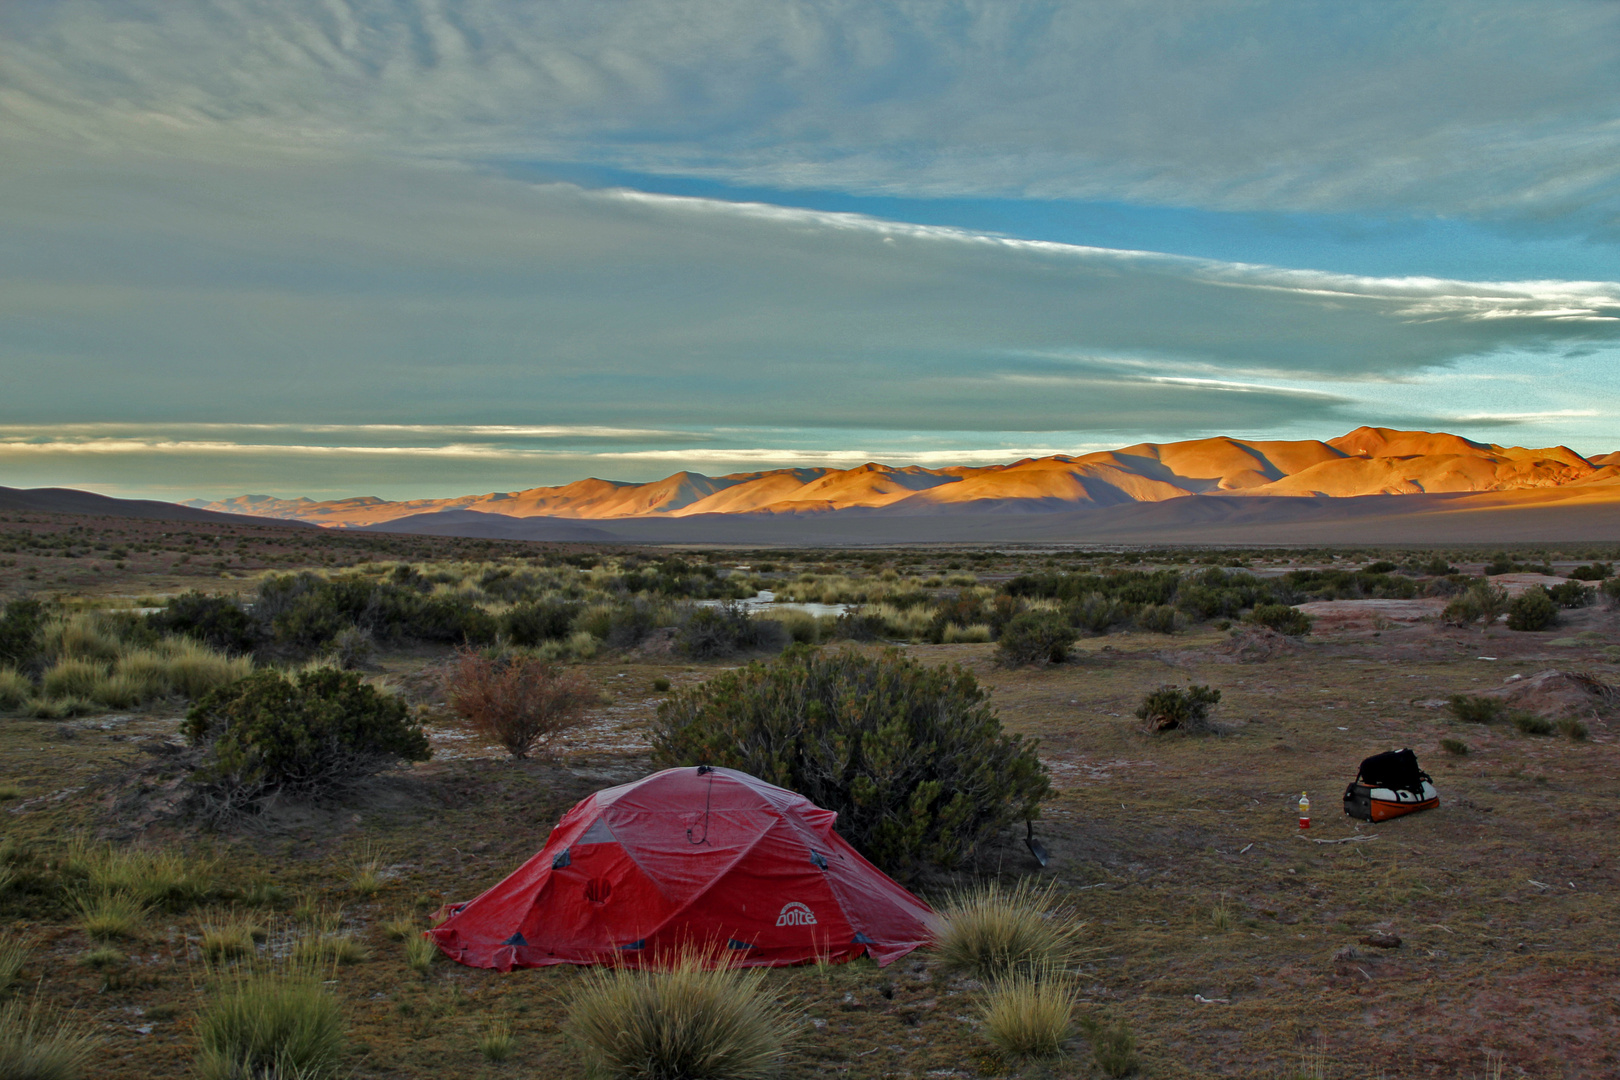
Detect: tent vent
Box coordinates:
(852, 932, 874, 944)
(618, 939, 645, 951)
(809, 850, 828, 870)
(503, 932, 528, 946)
(726, 938, 754, 951)
(552, 849, 571, 870)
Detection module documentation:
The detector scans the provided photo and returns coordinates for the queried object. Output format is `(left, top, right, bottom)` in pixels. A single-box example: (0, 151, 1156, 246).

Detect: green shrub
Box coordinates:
(1557, 718, 1589, 741)
(1136, 685, 1222, 733)
(932, 880, 1082, 981)
(1243, 604, 1312, 637)
(1440, 737, 1469, 756)
(1506, 588, 1557, 631)
(564, 948, 788, 1080)
(1133, 604, 1181, 635)
(0, 997, 96, 1080)
(1511, 712, 1554, 736)
(501, 599, 582, 646)
(1364, 561, 1399, 574)
(1569, 562, 1611, 581)
(1079, 1014, 1140, 1077)
(981, 969, 1074, 1060)
(1548, 581, 1592, 608)
(64, 839, 217, 910)
(0, 600, 46, 673)
(1447, 694, 1506, 724)
(1069, 592, 1128, 633)
(445, 651, 596, 760)
(147, 592, 261, 654)
(995, 612, 1077, 666)
(1604, 578, 1620, 607)
(674, 604, 788, 659)
(1443, 581, 1510, 627)
(195, 968, 345, 1080)
(184, 668, 431, 811)
(75, 890, 150, 940)
(653, 647, 1050, 874)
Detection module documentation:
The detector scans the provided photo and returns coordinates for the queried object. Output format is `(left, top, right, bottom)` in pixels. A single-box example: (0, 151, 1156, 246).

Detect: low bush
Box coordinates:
(1443, 581, 1510, 627)
(1440, 737, 1469, 756)
(1511, 712, 1554, 736)
(147, 592, 261, 654)
(195, 968, 345, 1080)
(1605, 578, 1620, 607)
(564, 948, 788, 1080)
(501, 599, 582, 647)
(1079, 1014, 1140, 1078)
(184, 668, 431, 814)
(446, 651, 596, 760)
(1558, 718, 1590, 741)
(1569, 562, 1611, 581)
(0, 997, 96, 1080)
(932, 880, 1082, 982)
(995, 612, 1077, 666)
(1447, 694, 1506, 724)
(1069, 592, 1129, 633)
(1547, 581, 1592, 608)
(0, 599, 46, 672)
(1136, 685, 1222, 733)
(1133, 604, 1181, 635)
(982, 969, 1074, 1060)
(674, 603, 788, 659)
(1506, 588, 1557, 631)
(1243, 604, 1312, 637)
(941, 622, 992, 643)
(654, 647, 1050, 875)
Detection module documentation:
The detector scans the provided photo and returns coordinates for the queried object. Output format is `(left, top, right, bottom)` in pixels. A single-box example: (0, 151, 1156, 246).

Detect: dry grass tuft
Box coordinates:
(65, 838, 216, 910)
(380, 914, 418, 942)
(0, 996, 97, 1080)
(0, 933, 32, 991)
(477, 1018, 515, 1062)
(195, 965, 345, 1080)
(199, 911, 267, 962)
(932, 879, 1085, 982)
(564, 947, 790, 1080)
(75, 890, 150, 941)
(403, 933, 436, 974)
(980, 968, 1075, 1060)
(1079, 1013, 1140, 1077)
(293, 932, 369, 967)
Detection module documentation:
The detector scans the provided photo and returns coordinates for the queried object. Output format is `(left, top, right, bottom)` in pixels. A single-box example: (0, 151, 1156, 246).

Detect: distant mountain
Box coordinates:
(190, 427, 1615, 528)
(1, 485, 316, 526)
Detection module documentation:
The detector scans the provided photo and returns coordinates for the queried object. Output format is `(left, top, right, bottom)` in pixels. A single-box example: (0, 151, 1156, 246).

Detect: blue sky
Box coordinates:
(2, 0, 1618, 500)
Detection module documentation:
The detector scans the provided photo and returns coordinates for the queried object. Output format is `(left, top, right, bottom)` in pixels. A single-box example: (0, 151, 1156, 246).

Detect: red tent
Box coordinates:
(428, 766, 934, 970)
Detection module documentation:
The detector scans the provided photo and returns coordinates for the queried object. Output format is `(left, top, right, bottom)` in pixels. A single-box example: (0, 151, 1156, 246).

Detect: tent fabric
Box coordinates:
(428, 766, 935, 970)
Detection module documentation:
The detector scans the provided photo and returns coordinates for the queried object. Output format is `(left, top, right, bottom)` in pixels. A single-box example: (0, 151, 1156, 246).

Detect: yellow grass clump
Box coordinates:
(564, 948, 790, 1080)
(981, 968, 1076, 1059)
(0, 996, 97, 1080)
(932, 879, 1085, 982)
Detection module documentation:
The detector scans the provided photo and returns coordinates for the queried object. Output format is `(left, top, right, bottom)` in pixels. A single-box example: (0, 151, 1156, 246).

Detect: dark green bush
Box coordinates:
(1135, 685, 1222, 733)
(1243, 604, 1312, 637)
(1133, 604, 1180, 634)
(183, 669, 431, 812)
(1421, 557, 1459, 576)
(1440, 737, 1469, 756)
(1547, 581, 1592, 609)
(995, 612, 1077, 666)
(1364, 560, 1399, 574)
(652, 647, 1051, 875)
(1510, 711, 1554, 736)
(673, 604, 788, 659)
(147, 592, 261, 654)
(0, 599, 46, 672)
(1506, 588, 1557, 631)
(500, 599, 582, 646)
(256, 573, 496, 651)
(1069, 592, 1129, 633)
(1447, 695, 1505, 724)
(1569, 563, 1611, 581)
(1442, 581, 1509, 627)
(1604, 578, 1620, 606)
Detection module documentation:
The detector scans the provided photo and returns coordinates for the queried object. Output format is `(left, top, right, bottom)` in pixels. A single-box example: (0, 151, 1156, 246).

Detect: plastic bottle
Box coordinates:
(1298, 791, 1310, 830)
